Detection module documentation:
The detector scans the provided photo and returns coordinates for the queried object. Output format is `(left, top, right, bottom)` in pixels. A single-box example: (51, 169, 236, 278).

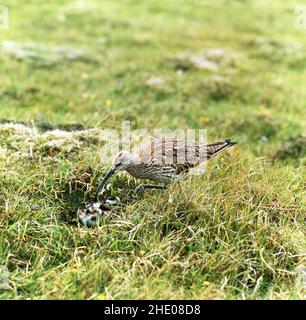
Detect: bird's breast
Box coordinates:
(126, 164, 178, 182)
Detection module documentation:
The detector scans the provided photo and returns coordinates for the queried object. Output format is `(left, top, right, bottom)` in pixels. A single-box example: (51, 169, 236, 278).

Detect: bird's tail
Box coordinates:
(206, 139, 237, 160)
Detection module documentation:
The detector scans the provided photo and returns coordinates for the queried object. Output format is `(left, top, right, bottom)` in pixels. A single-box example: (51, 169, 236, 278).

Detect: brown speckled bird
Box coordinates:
(96, 138, 237, 199)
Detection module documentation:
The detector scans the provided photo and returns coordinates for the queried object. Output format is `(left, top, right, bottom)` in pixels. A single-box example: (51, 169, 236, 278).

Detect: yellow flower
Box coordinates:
(197, 116, 208, 124)
(105, 99, 112, 106)
(97, 294, 105, 300)
(140, 250, 146, 256)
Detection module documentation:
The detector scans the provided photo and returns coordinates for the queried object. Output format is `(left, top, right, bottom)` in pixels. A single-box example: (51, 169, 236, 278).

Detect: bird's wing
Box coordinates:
(135, 138, 191, 164)
(135, 138, 236, 173)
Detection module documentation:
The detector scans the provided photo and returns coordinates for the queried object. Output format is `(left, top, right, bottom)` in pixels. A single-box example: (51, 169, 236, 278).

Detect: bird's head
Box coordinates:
(95, 151, 131, 199)
(112, 150, 131, 172)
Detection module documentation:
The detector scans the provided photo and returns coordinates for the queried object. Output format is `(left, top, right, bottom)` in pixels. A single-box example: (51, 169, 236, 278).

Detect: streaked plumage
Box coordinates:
(126, 138, 235, 181)
(97, 138, 236, 195)
(96, 138, 237, 198)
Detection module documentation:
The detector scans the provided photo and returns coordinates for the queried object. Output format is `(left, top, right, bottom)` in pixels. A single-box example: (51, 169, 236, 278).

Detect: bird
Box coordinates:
(95, 138, 237, 199)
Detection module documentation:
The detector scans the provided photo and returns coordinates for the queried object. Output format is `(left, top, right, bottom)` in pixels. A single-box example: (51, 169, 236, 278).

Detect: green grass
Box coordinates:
(0, 0, 305, 299)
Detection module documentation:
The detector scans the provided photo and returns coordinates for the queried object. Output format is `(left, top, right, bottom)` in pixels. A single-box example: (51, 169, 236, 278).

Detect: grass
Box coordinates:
(0, 0, 305, 299)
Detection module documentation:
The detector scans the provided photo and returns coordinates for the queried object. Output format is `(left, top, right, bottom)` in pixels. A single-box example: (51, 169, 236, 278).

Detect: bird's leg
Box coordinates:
(133, 184, 165, 196)
(176, 181, 183, 193)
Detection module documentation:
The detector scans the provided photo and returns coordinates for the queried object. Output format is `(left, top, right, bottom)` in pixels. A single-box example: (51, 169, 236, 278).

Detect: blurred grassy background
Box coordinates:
(0, 0, 305, 299)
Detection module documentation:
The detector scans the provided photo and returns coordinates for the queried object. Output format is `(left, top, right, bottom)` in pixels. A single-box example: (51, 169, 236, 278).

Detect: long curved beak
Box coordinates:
(95, 168, 115, 200)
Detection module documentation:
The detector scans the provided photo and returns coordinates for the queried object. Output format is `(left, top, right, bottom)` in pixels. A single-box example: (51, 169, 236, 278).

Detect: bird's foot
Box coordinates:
(133, 184, 146, 197)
